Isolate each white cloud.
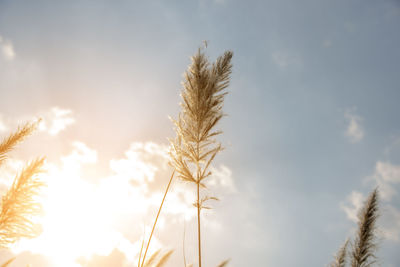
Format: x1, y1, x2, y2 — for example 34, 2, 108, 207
371, 161, 400, 201
344, 108, 364, 143
340, 191, 364, 223
207, 165, 236, 194
0, 107, 75, 137
61, 141, 97, 167
380, 205, 400, 242
375, 161, 400, 183
110, 142, 169, 186
0, 35, 16, 61
0, 115, 8, 132
38, 107, 75, 136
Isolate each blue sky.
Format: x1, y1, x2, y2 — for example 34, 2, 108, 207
0, 0, 400, 266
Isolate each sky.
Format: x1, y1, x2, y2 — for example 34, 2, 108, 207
0, 0, 400, 266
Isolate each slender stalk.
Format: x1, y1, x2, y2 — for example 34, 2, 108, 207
141, 170, 175, 267
183, 220, 188, 267
138, 228, 145, 267
197, 181, 201, 267
196, 138, 202, 267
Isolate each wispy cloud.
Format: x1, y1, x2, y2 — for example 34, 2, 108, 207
271, 51, 289, 68
344, 108, 364, 143
0, 35, 16, 61
372, 161, 400, 201
0, 107, 75, 137
271, 50, 302, 70
340, 191, 365, 223
77, 248, 130, 267
38, 107, 75, 136
0, 115, 8, 132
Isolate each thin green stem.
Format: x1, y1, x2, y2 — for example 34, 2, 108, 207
140, 170, 175, 267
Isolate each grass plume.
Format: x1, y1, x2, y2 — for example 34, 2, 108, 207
141, 249, 173, 267
169, 45, 233, 267
0, 257, 15, 267
330, 239, 349, 267
153, 250, 173, 267
143, 249, 161, 267
351, 188, 379, 267
216, 259, 230, 267
0, 120, 40, 167
0, 121, 45, 248
0, 158, 45, 247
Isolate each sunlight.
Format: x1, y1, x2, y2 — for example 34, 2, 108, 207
10, 141, 195, 266
12, 143, 140, 266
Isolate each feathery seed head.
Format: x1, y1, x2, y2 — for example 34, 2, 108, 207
0, 158, 46, 247
330, 239, 349, 267
0, 119, 41, 167
351, 188, 379, 267
169, 47, 233, 186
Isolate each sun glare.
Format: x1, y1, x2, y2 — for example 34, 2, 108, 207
11, 141, 194, 266
12, 144, 140, 266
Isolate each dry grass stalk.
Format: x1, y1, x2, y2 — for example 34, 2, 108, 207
0, 120, 40, 167
153, 250, 173, 267
0, 121, 45, 248
183, 220, 188, 267
138, 229, 146, 267
143, 249, 161, 267
330, 239, 349, 267
140, 171, 175, 267
216, 259, 230, 267
0, 158, 45, 247
351, 188, 379, 267
169, 45, 233, 267
0, 257, 15, 267
142, 249, 173, 267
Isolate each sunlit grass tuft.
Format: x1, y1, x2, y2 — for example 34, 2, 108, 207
169, 44, 233, 267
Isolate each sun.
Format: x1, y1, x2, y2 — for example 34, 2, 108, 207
11, 141, 195, 266
13, 144, 142, 266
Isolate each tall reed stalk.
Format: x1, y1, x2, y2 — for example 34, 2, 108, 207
169, 46, 233, 267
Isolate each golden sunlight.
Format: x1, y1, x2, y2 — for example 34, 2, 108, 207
11, 141, 194, 266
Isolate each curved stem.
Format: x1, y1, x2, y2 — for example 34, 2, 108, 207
141, 170, 175, 267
